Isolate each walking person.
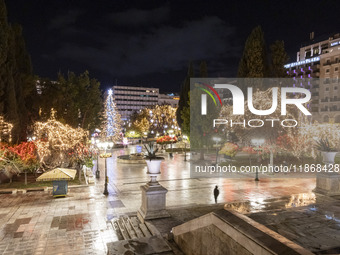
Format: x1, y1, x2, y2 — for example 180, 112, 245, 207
213, 185, 220, 203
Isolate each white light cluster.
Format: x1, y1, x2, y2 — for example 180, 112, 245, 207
284, 57, 320, 69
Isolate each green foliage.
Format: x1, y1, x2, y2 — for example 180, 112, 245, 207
199, 61, 208, 77
315, 137, 337, 152
238, 26, 269, 81
180, 92, 190, 138
0, 1, 36, 142
38, 71, 102, 132
237, 26, 289, 83
270, 40, 289, 77
190, 87, 220, 149
144, 142, 159, 160
176, 61, 194, 128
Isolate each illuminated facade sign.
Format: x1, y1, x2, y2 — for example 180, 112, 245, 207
331, 41, 339, 47
284, 57, 320, 69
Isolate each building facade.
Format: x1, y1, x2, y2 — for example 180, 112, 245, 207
158, 93, 179, 107
112, 86, 159, 120
284, 33, 340, 123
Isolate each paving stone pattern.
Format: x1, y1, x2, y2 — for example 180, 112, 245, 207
0, 147, 332, 254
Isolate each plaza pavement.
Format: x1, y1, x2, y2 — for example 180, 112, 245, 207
0, 146, 329, 254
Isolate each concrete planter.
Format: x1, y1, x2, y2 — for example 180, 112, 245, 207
145, 159, 162, 174
321, 151, 337, 164
314, 151, 340, 196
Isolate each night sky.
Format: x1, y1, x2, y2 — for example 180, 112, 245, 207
5, 0, 340, 93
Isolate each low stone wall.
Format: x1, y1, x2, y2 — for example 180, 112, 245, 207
172, 209, 313, 255
314, 173, 340, 196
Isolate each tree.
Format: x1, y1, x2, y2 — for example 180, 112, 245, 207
0, 1, 36, 143
181, 93, 190, 138
199, 61, 208, 77
33, 109, 89, 169
190, 87, 220, 159
100, 90, 122, 142
130, 105, 179, 135
219, 86, 299, 145
237, 26, 269, 91
0, 0, 8, 114
38, 71, 102, 132
270, 40, 289, 77
176, 61, 194, 128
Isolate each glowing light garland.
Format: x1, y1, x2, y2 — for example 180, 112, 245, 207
219, 88, 302, 142
285, 123, 340, 158
101, 91, 122, 142
133, 105, 179, 134
0, 116, 13, 143
33, 109, 88, 168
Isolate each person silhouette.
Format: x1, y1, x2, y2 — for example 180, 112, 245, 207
213, 185, 220, 203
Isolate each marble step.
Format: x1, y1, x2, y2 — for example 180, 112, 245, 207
116, 218, 130, 240
129, 217, 145, 238
122, 216, 137, 239
112, 216, 154, 240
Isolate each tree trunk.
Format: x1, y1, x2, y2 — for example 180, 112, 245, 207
24, 171, 27, 185
78, 166, 82, 182
200, 149, 205, 160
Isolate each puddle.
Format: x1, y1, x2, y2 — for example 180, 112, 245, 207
224, 192, 316, 214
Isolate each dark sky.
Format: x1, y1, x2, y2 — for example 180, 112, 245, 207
5, 0, 340, 93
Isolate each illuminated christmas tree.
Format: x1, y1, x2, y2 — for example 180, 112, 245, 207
101, 89, 122, 142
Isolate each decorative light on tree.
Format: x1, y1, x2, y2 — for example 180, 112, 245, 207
101, 89, 122, 142
0, 116, 13, 143
219, 87, 302, 144
132, 105, 179, 135
33, 109, 88, 169
279, 122, 340, 159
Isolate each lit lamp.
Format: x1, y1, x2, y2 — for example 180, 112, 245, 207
183, 135, 188, 161
98, 141, 114, 195
212, 137, 222, 166
169, 130, 174, 158
95, 139, 100, 178
251, 138, 265, 181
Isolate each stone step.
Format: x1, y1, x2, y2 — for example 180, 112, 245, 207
139, 223, 152, 237
112, 216, 157, 240
116, 218, 130, 240
110, 219, 124, 241
145, 221, 162, 236
129, 217, 145, 238
122, 216, 137, 239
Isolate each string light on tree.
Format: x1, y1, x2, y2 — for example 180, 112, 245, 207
101, 89, 122, 142
33, 109, 88, 168
0, 116, 13, 143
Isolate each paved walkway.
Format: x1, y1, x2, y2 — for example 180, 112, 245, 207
0, 146, 327, 254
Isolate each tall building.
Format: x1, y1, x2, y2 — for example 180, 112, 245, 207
284, 33, 340, 123
158, 93, 179, 107
112, 86, 159, 120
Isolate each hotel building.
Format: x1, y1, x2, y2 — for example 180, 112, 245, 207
112, 86, 159, 120
284, 33, 340, 123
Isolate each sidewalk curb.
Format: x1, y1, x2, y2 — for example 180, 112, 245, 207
0, 184, 91, 194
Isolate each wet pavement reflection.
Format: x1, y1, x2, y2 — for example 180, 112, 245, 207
0, 145, 330, 254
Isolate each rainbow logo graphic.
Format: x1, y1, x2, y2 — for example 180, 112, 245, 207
195, 82, 222, 115
195, 82, 222, 106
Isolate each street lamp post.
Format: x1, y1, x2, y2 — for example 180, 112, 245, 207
251, 138, 265, 181
95, 140, 100, 178
169, 130, 174, 158
183, 135, 188, 161
98, 141, 114, 195
212, 137, 222, 167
